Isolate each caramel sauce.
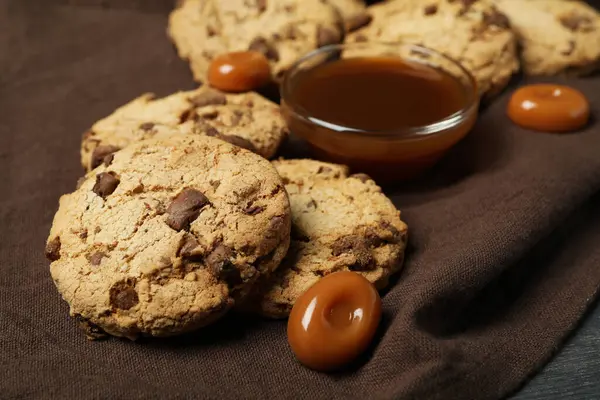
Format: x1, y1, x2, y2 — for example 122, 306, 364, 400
291, 57, 467, 132
282, 56, 478, 183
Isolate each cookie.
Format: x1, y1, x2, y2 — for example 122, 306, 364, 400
346, 0, 520, 97
81, 87, 288, 171
492, 0, 600, 76
168, 0, 346, 82
245, 159, 408, 318
47, 134, 291, 339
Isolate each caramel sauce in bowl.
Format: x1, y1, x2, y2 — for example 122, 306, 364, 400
281, 43, 479, 183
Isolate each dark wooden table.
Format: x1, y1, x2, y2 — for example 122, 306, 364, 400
513, 302, 600, 399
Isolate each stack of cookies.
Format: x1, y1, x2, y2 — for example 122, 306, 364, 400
47, 86, 408, 340
46, 0, 600, 340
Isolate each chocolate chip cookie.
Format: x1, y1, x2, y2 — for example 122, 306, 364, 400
245, 159, 408, 318
81, 86, 288, 171
168, 0, 346, 82
346, 0, 520, 97
48, 134, 291, 339
493, 0, 600, 76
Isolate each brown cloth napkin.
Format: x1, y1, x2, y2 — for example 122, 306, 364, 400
3, 1, 600, 399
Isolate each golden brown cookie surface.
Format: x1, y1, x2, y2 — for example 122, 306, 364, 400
81, 87, 288, 171
246, 159, 408, 318
493, 0, 600, 76
49, 134, 291, 339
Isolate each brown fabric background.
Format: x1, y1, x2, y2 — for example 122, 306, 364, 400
3, 1, 600, 399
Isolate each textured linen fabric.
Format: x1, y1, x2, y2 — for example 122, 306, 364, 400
2, 1, 600, 399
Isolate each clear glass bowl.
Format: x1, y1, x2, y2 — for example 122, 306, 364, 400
280, 42, 480, 183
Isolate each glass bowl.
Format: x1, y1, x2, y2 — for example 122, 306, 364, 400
280, 42, 480, 183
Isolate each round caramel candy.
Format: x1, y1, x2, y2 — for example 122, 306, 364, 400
507, 84, 590, 133
287, 271, 382, 372
207, 51, 272, 93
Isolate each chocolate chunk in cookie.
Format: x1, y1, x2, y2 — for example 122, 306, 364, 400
483, 10, 510, 29
424, 4, 438, 15
364, 227, 386, 248
345, 12, 372, 32
178, 234, 202, 258
380, 220, 402, 240
206, 244, 241, 284
166, 188, 210, 231
330, 235, 358, 256
87, 251, 107, 266
139, 122, 156, 131
189, 89, 227, 107
109, 280, 139, 310
218, 134, 257, 153
195, 120, 220, 137
91, 145, 121, 170
243, 203, 265, 215
331, 235, 375, 271
45, 237, 61, 261
92, 172, 120, 199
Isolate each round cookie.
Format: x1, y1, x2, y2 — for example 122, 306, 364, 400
47, 134, 291, 339
168, 0, 346, 82
246, 159, 408, 318
346, 0, 520, 97
81, 86, 288, 171
492, 0, 600, 76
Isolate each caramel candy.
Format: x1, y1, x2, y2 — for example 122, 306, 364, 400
207, 51, 272, 93
287, 271, 382, 372
507, 84, 590, 133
